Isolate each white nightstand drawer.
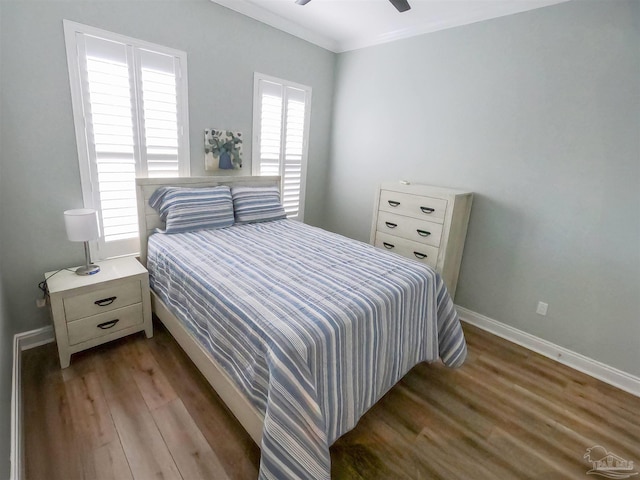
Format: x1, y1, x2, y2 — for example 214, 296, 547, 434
376, 211, 443, 248
63, 280, 142, 322
46, 256, 153, 368
375, 232, 439, 269
67, 303, 143, 345
379, 190, 447, 223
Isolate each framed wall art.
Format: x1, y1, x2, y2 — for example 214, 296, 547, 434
204, 129, 243, 171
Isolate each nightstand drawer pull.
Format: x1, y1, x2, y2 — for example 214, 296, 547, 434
385, 222, 397, 229
420, 207, 435, 214
416, 229, 431, 237
97, 319, 120, 330
387, 200, 400, 207
383, 242, 395, 249
94, 296, 117, 307
63, 280, 142, 321
414, 251, 427, 259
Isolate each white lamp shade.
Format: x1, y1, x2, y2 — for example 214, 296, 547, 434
64, 209, 100, 242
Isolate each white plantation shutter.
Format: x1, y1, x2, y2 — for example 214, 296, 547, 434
258, 81, 283, 178
82, 35, 139, 252
65, 21, 189, 259
253, 74, 311, 221
138, 50, 183, 178
283, 88, 306, 215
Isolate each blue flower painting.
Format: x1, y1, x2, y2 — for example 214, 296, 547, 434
204, 129, 243, 171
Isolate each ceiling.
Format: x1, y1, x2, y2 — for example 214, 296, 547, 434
210, 0, 571, 53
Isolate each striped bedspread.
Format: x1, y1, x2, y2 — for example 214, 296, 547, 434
147, 219, 467, 480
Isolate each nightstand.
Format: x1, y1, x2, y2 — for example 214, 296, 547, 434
46, 256, 153, 368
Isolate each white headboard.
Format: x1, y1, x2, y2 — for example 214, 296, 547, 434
136, 176, 281, 265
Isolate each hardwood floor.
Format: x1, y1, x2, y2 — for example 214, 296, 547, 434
23, 320, 640, 479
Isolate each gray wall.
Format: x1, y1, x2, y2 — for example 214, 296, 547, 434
0, 0, 335, 335
0, 0, 12, 475
327, 0, 640, 376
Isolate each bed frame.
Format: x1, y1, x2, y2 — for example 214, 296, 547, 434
136, 175, 281, 446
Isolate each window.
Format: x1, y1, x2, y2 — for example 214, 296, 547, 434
64, 20, 190, 259
252, 73, 311, 221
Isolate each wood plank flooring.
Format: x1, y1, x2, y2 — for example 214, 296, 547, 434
23, 320, 640, 479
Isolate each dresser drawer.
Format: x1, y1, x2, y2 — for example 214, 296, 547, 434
374, 232, 439, 269
63, 280, 142, 322
67, 303, 143, 345
379, 190, 447, 223
377, 211, 443, 248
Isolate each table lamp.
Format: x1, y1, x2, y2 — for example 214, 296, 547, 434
64, 208, 101, 275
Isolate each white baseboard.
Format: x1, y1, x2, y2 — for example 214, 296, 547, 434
10, 326, 55, 480
8, 310, 640, 480
456, 305, 640, 398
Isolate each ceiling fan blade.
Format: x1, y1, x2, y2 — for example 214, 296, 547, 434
389, 0, 411, 12
295, 0, 312, 4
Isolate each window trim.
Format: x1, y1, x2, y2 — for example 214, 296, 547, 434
64, 20, 190, 259
252, 72, 312, 222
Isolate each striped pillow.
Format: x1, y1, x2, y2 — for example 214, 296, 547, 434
149, 186, 234, 233
231, 186, 286, 224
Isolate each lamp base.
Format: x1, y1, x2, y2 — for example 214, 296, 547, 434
75, 264, 100, 276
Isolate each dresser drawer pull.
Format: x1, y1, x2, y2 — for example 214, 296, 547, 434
387, 200, 400, 207
385, 222, 398, 229
416, 229, 431, 237
94, 296, 117, 307
383, 242, 395, 249
414, 252, 427, 259
96, 319, 120, 330
420, 207, 435, 214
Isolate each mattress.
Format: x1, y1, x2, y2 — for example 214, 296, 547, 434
147, 219, 467, 480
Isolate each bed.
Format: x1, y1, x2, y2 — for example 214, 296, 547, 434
136, 176, 467, 480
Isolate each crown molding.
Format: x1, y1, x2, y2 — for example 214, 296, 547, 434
210, 0, 340, 52
211, 0, 570, 54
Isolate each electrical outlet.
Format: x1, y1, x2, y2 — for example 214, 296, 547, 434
36, 298, 47, 308
536, 301, 548, 316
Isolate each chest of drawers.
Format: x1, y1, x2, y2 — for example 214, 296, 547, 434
370, 182, 473, 299
45, 256, 153, 368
